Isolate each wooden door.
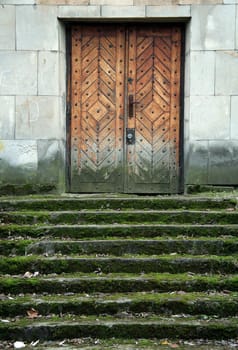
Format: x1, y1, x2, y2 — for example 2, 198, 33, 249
70, 24, 182, 193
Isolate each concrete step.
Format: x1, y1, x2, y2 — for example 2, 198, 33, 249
0, 196, 236, 211
1, 273, 237, 294
1, 255, 238, 275
2, 237, 238, 256
23, 238, 238, 256
1, 315, 238, 341
1, 224, 238, 239
1, 292, 238, 318
1, 209, 238, 225
1, 339, 237, 350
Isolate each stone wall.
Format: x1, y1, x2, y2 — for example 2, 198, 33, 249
0, 0, 237, 193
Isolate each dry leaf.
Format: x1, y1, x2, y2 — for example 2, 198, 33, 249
27, 308, 39, 319
31, 340, 40, 347
170, 344, 179, 348
161, 340, 169, 345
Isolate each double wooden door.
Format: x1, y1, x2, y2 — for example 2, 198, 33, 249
70, 24, 182, 193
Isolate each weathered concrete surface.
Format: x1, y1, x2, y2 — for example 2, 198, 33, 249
0, 140, 38, 175
0, 140, 65, 193
16, 96, 62, 139
190, 5, 236, 50
208, 141, 238, 185
0, 96, 15, 139
186, 141, 208, 185
231, 97, 238, 140
146, 5, 190, 17
58, 5, 100, 17
215, 51, 238, 95
0, 6, 15, 49
190, 51, 215, 96
190, 96, 230, 140
16, 5, 58, 50
101, 5, 145, 17
0, 51, 37, 95
38, 52, 60, 96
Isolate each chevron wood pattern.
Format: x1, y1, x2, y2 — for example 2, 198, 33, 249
71, 25, 125, 192
126, 25, 181, 193
70, 24, 182, 193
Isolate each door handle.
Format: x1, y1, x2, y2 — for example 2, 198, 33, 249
128, 95, 138, 118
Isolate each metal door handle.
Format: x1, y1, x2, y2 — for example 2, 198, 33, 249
128, 95, 138, 118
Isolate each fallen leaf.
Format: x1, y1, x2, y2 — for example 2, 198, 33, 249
31, 340, 40, 347
170, 344, 179, 348
161, 340, 169, 345
14, 342, 25, 349
27, 308, 39, 319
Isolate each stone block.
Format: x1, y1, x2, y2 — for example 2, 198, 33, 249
0, 51, 37, 95
223, 0, 238, 3
215, 51, 238, 95
186, 141, 209, 184
0, 140, 38, 185
101, 5, 145, 17
231, 96, 238, 139
16, 96, 62, 139
0, 97, 15, 139
208, 141, 238, 184
92, 0, 132, 4
38, 51, 59, 96
146, 5, 190, 17
38, 0, 88, 4
190, 96, 230, 140
191, 5, 235, 50
59, 21, 66, 54
237, 6, 238, 49
179, 0, 222, 3
58, 5, 100, 18
190, 51, 215, 95
185, 20, 191, 55
0, 6, 15, 49
16, 6, 58, 50
184, 53, 190, 97
59, 53, 66, 97
134, 0, 178, 4
0, 0, 35, 4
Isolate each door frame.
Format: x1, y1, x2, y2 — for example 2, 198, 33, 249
65, 21, 185, 194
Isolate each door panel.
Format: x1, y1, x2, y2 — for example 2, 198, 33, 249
70, 24, 182, 193
70, 25, 125, 192
126, 26, 181, 193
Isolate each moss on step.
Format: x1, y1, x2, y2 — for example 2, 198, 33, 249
0, 273, 238, 295
1, 315, 238, 341
0, 239, 34, 255
1, 255, 238, 275
24, 238, 238, 257
1, 210, 238, 225
1, 224, 238, 240
1, 291, 238, 318
0, 196, 237, 211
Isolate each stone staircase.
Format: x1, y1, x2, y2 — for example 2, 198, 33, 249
0, 195, 238, 349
